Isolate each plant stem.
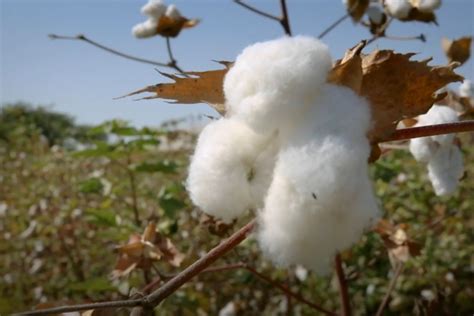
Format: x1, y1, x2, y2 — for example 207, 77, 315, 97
335, 253, 351, 316
375, 263, 404, 316
318, 13, 349, 39
387, 120, 474, 142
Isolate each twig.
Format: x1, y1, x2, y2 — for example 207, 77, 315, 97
234, 0, 292, 36
126, 154, 141, 226
48, 33, 186, 74
13, 299, 144, 316
48, 34, 169, 67
386, 120, 474, 142
334, 253, 351, 316
244, 265, 337, 315
165, 37, 186, 74
385, 34, 426, 42
375, 263, 404, 316
143, 219, 256, 305
318, 13, 350, 39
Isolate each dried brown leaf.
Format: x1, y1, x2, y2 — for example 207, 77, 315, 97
119, 61, 232, 115
327, 41, 365, 92
375, 220, 420, 266
346, 0, 370, 22
360, 50, 463, 141
399, 7, 437, 24
441, 36, 472, 66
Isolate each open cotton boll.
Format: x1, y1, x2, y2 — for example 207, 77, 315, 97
427, 145, 464, 196
132, 19, 159, 38
141, 0, 166, 18
187, 118, 277, 223
224, 36, 332, 136
385, 0, 412, 19
459, 80, 473, 98
165, 4, 182, 19
417, 105, 459, 146
258, 84, 379, 274
412, 0, 441, 12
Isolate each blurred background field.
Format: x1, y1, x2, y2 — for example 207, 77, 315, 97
1, 103, 473, 315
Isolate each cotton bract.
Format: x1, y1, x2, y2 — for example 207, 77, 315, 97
409, 105, 464, 196
187, 118, 277, 223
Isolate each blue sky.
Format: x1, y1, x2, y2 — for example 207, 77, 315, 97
1, 0, 473, 127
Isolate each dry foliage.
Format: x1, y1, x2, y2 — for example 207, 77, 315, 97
441, 36, 472, 66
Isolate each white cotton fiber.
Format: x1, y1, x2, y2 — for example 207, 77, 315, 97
427, 145, 464, 196
223, 36, 332, 137
186, 118, 277, 223
413, 0, 441, 12
459, 80, 473, 98
165, 4, 182, 19
409, 105, 464, 196
132, 19, 159, 38
385, 0, 412, 19
257, 84, 380, 274
141, 0, 166, 18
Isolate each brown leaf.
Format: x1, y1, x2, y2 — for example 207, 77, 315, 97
360, 51, 463, 141
345, 0, 370, 22
119, 61, 232, 115
441, 36, 472, 66
156, 16, 200, 38
399, 7, 437, 24
375, 220, 420, 266
327, 41, 365, 92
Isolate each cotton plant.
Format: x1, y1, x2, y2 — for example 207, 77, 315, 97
384, 0, 441, 19
409, 105, 464, 196
187, 36, 380, 273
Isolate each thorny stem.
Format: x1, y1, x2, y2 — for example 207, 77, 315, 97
335, 254, 351, 316
234, 0, 292, 36
375, 263, 404, 316
48, 34, 186, 74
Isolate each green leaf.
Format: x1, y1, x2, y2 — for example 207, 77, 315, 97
85, 209, 116, 226
135, 160, 178, 174
79, 177, 103, 194
68, 277, 115, 292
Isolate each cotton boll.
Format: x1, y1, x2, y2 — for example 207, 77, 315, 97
418, 105, 459, 146
258, 84, 379, 274
132, 19, 159, 38
427, 145, 464, 196
224, 36, 332, 136
385, 0, 412, 19
367, 3, 385, 24
187, 118, 277, 223
141, 0, 166, 18
459, 80, 473, 98
409, 137, 437, 162
165, 4, 182, 19
412, 0, 441, 12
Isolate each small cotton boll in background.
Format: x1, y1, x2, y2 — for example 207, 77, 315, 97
132, 19, 159, 38
411, 0, 441, 12
409, 137, 437, 162
258, 84, 379, 274
186, 118, 277, 223
417, 105, 459, 146
367, 3, 385, 24
165, 4, 182, 19
385, 0, 412, 19
409, 105, 464, 196
427, 145, 464, 196
224, 36, 332, 137
141, 0, 167, 18
459, 80, 474, 98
